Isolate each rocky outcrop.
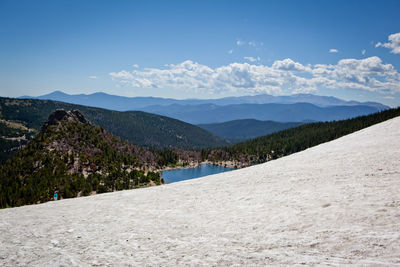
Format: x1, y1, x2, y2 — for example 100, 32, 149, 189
41, 109, 88, 131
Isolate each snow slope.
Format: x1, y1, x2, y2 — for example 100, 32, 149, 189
1, 117, 400, 266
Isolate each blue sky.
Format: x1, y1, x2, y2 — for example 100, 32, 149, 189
1, 0, 400, 106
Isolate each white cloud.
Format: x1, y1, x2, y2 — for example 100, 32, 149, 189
110, 70, 133, 80
329, 48, 339, 53
248, 41, 256, 47
132, 64, 139, 68
244, 56, 257, 62
228, 49, 233, 54
383, 95, 395, 100
376, 32, 400, 54
110, 56, 400, 95
362, 49, 366, 55
272, 58, 308, 71
88, 76, 98, 79
311, 56, 400, 94
236, 40, 244, 46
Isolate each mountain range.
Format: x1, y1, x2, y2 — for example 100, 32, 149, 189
142, 102, 383, 124
20, 91, 389, 125
2, 101, 399, 208
23, 90, 389, 111
198, 120, 304, 143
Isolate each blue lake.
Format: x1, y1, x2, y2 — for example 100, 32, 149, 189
161, 163, 234, 184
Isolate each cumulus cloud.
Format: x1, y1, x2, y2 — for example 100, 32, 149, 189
110, 56, 400, 95
311, 56, 400, 93
228, 49, 233, 54
375, 32, 400, 54
376, 32, 400, 54
132, 64, 139, 68
272, 58, 308, 71
362, 49, 366, 55
329, 48, 339, 53
110, 70, 133, 80
88, 76, 98, 79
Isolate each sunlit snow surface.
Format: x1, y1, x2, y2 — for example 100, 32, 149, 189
1, 117, 400, 266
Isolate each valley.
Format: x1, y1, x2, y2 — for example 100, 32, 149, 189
0, 97, 227, 163
1, 97, 399, 208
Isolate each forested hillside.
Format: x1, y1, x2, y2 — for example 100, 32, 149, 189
0, 119, 36, 163
0, 97, 227, 163
0, 110, 165, 208
2, 103, 399, 209
202, 107, 400, 167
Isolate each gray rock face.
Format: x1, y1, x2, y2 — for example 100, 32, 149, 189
41, 109, 87, 131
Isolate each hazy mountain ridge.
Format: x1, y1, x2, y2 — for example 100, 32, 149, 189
142, 102, 382, 124
23, 90, 389, 111
22, 91, 388, 125
198, 119, 304, 143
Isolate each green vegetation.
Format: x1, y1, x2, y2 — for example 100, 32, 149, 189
202, 107, 400, 166
0, 97, 228, 163
2, 104, 399, 209
0, 120, 36, 163
0, 138, 23, 163
0, 110, 163, 208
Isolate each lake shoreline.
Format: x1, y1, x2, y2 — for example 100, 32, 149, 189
157, 159, 250, 174
161, 162, 235, 184
155, 160, 250, 184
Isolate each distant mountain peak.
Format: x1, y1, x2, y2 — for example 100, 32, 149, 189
49, 90, 67, 95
